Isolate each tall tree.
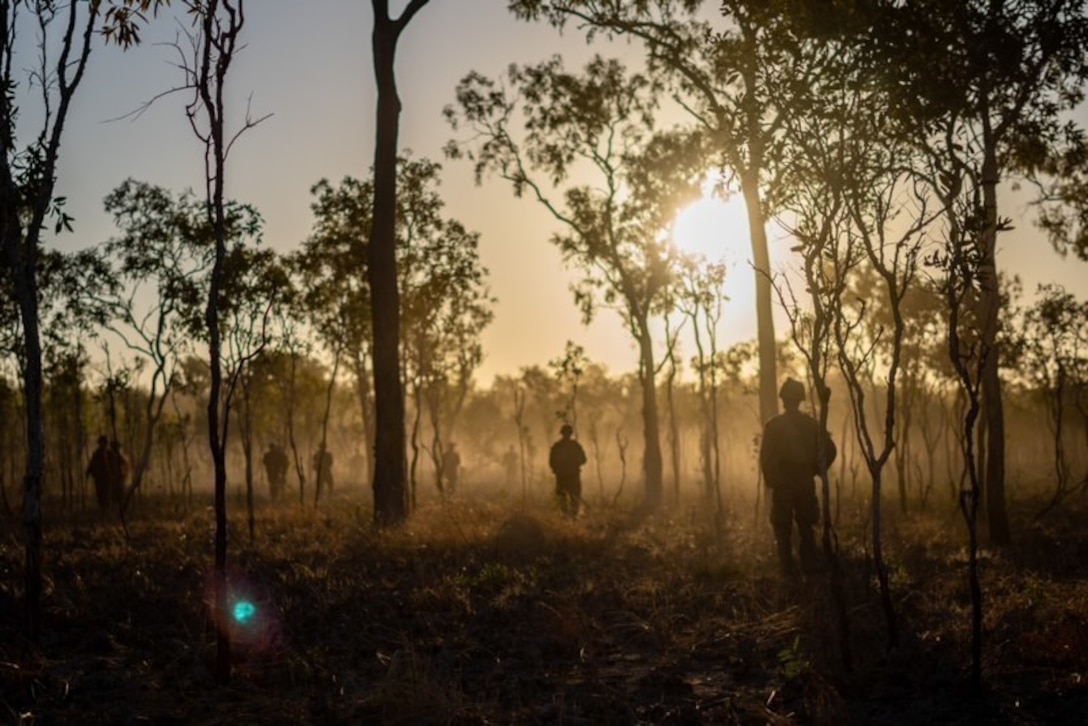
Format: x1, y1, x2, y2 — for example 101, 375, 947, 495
369, 0, 431, 527
0, 0, 167, 641
773, 96, 854, 668
782, 33, 940, 649
929, 177, 992, 690
299, 157, 493, 505
447, 56, 705, 511
179, 0, 263, 684
869, 0, 1088, 545
510, 0, 824, 428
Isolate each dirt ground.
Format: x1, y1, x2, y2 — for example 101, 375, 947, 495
2, 490, 1088, 724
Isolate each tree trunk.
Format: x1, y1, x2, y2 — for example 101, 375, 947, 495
315, 348, 341, 506
1, 143, 43, 635
240, 376, 255, 542
12, 253, 44, 641
665, 350, 681, 505
286, 350, 306, 507
352, 350, 375, 486
979, 132, 1010, 545
368, 2, 415, 527
871, 465, 899, 650
741, 175, 778, 426
206, 153, 231, 690
637, 320, 663, 511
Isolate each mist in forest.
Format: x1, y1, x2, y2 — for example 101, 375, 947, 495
10, 322, 1084, 518
3, 0, 1088, 722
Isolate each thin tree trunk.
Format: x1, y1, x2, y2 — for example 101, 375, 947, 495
240, 375, 255, 541
979, 130, 1010, 545
352, 350, 375, 487
314, 348, 341, 506
409, 380, 424, 505
637, 322, 663, 511
665, 345, 681, 505
286, 350, 306, 507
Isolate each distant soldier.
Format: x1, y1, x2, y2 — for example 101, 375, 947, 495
442, 442, 462, 494
549, 424, 586, 519
85, 435, 113, 512
313, 444, 334, 502
263, 442, 288, 502
760, 378, 837, 576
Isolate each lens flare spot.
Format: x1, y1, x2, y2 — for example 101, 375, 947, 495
233, 600, 257, 625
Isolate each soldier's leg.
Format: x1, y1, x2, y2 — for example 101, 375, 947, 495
569, 479, 582, 518
769, 486, 796, 575
555, 478, 568, 516
796, 483, 821, 573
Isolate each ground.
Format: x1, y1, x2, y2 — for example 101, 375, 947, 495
2, 490, 1088, 724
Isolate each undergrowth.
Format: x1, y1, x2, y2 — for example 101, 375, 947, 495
0, 492, 1086, 724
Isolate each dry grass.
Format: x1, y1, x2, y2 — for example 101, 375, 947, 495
1, 490, 1087, 723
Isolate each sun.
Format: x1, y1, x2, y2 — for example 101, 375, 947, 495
670, 192, 752, 265
669, 191, 764, 348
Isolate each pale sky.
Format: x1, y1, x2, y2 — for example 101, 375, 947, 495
43, 2, 1088, 386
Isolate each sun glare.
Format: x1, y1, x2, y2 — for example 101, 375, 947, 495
671, 193, 752, 264
670, 191, 763, 346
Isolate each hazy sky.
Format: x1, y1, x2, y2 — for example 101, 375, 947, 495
42, 2, 1088, 386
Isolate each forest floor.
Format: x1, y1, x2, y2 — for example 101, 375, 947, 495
1, 486, 1088, 724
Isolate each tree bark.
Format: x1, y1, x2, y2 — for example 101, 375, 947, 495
368, 0, 429, 526
1, 107, 44, 641
9, 245, 44, 641
352, 349, 375, 486
979, 130, 1010, 545
741, 175, 778, 426
637, 319, 663, 511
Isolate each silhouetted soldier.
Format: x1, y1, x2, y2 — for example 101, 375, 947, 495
760, 378, 836, 576
263, 442, 288, 502
313, 444, 334, 501
442, 442, 461, 494
549, 424, 586, 519
85, 435, 113, 512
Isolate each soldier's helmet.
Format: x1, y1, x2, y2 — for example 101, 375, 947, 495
779, 378, 805, 404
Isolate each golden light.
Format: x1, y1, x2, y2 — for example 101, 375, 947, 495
670, 191, 761, 345
671, 193, 752, 265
